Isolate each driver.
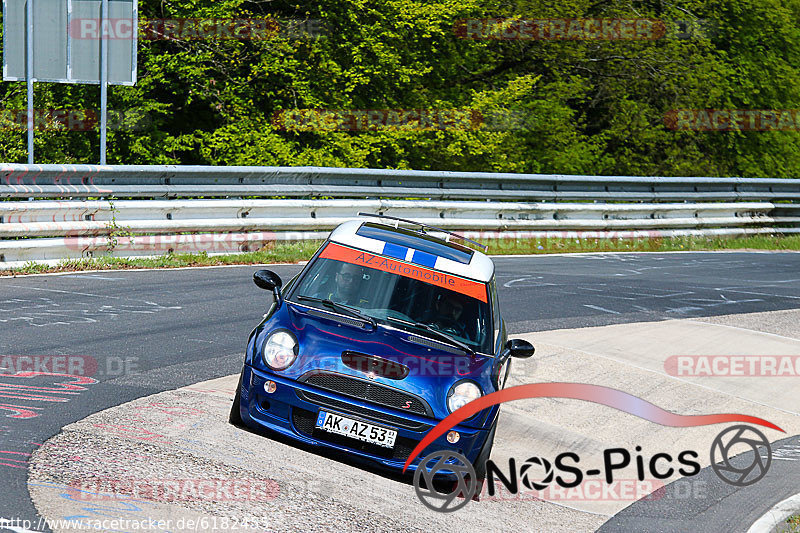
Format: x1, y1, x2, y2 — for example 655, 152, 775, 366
324, 262, 368, 306
429, 291, 468, 338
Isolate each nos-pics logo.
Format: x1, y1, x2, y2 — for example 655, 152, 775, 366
406, 384, 781, 513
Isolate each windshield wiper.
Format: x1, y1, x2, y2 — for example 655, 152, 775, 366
385, 316, 475, 356
296, 295, 377, 329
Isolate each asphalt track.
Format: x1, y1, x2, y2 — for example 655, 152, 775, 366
1, 251, 800, 531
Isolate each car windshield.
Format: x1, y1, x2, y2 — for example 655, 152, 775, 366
289, 253, 493, 353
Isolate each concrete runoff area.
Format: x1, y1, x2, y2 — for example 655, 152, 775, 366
28, 310, 800, 532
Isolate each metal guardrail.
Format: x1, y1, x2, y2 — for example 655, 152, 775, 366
3, 164, 800, 200
1, 200, 795, 237
0, 164, 798, 267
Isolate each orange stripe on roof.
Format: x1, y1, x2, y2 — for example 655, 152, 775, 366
320, 243, 487, 303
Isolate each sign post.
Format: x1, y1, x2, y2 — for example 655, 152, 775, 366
25, 0, 33, 163
3, 0, 138, 164
99, 0, 109, 164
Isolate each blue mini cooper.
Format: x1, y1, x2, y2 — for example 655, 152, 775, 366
230, 214, 534, 477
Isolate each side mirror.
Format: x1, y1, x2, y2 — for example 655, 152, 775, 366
253, 270, 282, 291
492, 339, 535, 389
253, 270, 283, 305
505, 338, 535, 359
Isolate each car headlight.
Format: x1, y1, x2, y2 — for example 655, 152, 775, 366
262, 330, 298, 371
447, 381, 482, 413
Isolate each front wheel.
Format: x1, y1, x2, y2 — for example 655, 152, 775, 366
229, 371, 245, 427
473, 422, 497, 481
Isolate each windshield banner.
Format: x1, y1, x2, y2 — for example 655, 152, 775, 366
320, 243, 488, 302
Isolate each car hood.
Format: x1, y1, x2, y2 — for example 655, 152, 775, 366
250, 302, 496, 419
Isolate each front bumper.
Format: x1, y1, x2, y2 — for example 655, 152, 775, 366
239, 365, 491, 473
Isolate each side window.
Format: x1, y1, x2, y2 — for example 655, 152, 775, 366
490, 277, 501, 344
283, 273, 301, 293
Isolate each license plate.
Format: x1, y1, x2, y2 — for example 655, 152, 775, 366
315, 411, 397, 448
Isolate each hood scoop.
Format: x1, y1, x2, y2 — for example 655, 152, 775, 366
341, 351, 409, 380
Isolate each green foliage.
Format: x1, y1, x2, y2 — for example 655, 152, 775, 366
104, 200, 137, 254
2, 0, 800, 177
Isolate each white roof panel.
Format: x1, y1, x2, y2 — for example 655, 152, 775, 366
327, 219, 494, 282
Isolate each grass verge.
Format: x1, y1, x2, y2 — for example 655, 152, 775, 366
0, 240, 324, 276
484, 234, 800, 255
781, 514, 800, 533
2, 234, 800, 276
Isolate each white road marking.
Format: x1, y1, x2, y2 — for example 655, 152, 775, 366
771, 443, 800, 461
503, 276, 559, 288
617, 287, 697, 298
61, 274, 124, 280
715, 288, 800, 300
583, 304, 620, 315
665, 306, 704, 314
3, 285, 120, 299
595, 293, 639, 300
0, 299, 182, 327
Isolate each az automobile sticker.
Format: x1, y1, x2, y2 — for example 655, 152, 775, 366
320, 243, 487, 302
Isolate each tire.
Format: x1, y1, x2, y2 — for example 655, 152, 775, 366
229, 371, 245, 428
473, 422, 497, 481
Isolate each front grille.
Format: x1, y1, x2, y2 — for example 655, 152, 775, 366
292, 406, 317, 435
342, 351, 409, 380
292, 407, 415, 461
296, 390, 431, 430
301, 372, 430, 416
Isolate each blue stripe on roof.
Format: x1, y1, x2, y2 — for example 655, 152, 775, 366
382, 242, 408, 260
356, 224, 474, 265
411, 250, 437, 268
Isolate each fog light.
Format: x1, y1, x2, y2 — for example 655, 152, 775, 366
447, 430, 460, 444
264, 380, 277, 394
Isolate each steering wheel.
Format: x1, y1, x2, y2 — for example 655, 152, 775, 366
431, 320, 467, 340
391, 286, 418, 312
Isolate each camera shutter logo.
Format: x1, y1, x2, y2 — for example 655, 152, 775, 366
413, 451, 477, 512
710, 425, 772, 487
519, 456, 554, 490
